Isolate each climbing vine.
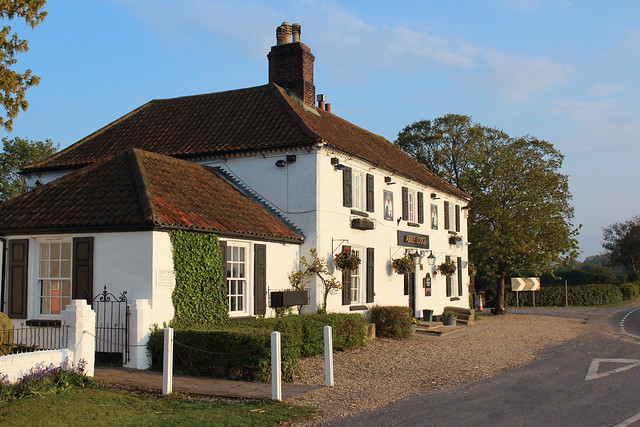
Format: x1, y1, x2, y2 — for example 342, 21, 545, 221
169, 230, 229, 327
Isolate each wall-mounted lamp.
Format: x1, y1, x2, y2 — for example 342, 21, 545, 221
384, 176, 396, 185
431, 193, 440, 200
286, 155, 297, 163
330, 157, 340, 166
426, 251, 436, 265
275, 160, 287, 168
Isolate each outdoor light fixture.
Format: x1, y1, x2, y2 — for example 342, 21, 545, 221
426, 251, 436, 265
286, 155, 297, 163
330, 157, 340, 166
385, 176, 396, 185
431, 193, 440, 200
275, 160, 286, 167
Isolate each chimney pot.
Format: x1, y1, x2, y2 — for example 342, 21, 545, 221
292, 23, 301, 42
325, 103, 331, 113
281, 22, 292, 44
317, 94, 325, 109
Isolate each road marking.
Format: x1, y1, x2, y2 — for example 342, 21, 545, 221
613, 412, 640, 427
585, 358, 640, 381
619, 307, 640, 340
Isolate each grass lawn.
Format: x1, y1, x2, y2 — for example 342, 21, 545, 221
0, 387, 316, 426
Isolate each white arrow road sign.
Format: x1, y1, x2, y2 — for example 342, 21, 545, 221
585, 358, 640, 381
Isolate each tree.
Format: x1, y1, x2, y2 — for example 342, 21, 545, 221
0, 136, 57, 201
0, 0, 47, 130
396, 115, 579, 313
602, 216, 640, 281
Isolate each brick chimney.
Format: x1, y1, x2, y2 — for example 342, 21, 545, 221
268, 22, 315, 106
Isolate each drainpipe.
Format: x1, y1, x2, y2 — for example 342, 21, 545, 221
0, 237, 6, 314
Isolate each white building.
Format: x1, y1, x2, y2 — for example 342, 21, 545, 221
1, 23, 471, 337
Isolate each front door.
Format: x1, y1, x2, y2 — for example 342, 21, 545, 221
405, 272, 416, 316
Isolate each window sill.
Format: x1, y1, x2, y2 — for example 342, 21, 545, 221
407, 222, 420, 227
349, 305, 368, 311
26, 319, 62, 327
350, 209, 369, 217
449, 297, 461, 301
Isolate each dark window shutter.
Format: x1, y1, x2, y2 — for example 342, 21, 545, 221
444, 201, 450, 230
445, 255, 452, 297
219, 241, 229, 301
366, 173, 374, 212
342, 167, 352, 207
455, 205, 461, 232
402, 187, 409, 220
404, 272, 410, 295
457, 256, 463, 296
254, 244, 267, 316
417, 192, 424, 224
73, 237, 94, 304
366, 248, 374, 303
8, 239, 28, 319
341, 245, 352, 305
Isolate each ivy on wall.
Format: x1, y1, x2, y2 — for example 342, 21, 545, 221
169, 230, 229, 327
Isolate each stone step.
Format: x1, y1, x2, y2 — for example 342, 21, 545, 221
416, 325, 465, 336
417, 321, 443, 328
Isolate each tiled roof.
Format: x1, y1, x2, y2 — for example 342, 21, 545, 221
0, 149, 304, 242
24, 83, 469, 199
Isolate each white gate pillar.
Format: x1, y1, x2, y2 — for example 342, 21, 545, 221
124, 299, 153, 370
62, 299, 96, 377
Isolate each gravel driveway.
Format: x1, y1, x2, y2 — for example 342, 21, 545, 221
288, 312, 588, 424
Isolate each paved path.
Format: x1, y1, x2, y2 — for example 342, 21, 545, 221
94, 366, 322, 400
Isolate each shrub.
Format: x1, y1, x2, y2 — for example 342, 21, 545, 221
619, 283, 640, 301
369, 306, 413, 339
0, 359, 94, 401
505, 284, 624, 307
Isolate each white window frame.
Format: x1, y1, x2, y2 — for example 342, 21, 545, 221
407, 190, 416, 222
352, 171, 364, 210
38, 239, 72, 316
350, 248, 364, 304
224, 242, 251, 316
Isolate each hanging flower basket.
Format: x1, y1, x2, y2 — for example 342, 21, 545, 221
436, 260, 457, 276
391, 255, 415, 275
333, 248, 361, 271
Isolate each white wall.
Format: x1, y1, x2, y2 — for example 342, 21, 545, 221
24, 169, 71, 188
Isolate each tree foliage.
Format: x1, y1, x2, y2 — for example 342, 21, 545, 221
0, 0, 47, 130
396, 114, 579, 312
602, 215, 640, 281
0, 135, 57, 201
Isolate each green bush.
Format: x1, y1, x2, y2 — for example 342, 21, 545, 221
369, 306, 413, 339
236, 313, 368, 357
505, 284, 624, 307
619, 283, 640, 301
148, 327, 299, 382
147, 313, 367, 381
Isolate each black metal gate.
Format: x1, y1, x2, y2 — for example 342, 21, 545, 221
91, 286, 129, 365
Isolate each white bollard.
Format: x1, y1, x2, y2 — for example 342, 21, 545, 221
271, 331, 282, 401
163, 327, 174, 395
324, 325, 334, 387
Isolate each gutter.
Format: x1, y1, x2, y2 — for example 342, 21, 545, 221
0, 237, 5, 314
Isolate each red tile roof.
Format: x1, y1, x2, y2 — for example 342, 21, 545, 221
0, 149, 303, 242
24, 83, 469, 199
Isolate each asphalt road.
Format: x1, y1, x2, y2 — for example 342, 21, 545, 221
324, 303, 640, 427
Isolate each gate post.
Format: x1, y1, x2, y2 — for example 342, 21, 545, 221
62, 300, 96, 377
124, 299, 152, 370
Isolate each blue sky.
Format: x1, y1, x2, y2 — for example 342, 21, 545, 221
2, 0, 639, 259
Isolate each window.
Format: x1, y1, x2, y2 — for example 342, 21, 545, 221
407, 190, 416, 222
39, 241, 72, 315
225, 244, 248, 314
352, 171, 363, 210
350, 249, 363, 304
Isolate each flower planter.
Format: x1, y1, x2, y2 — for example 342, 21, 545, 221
270, 290, 309, 307
442, 316, 457, 326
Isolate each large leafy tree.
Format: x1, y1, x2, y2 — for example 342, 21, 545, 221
602, 216, 640, 281
0, 136, 57, 201
396, 114, 579, 313
0, 0, 47, 130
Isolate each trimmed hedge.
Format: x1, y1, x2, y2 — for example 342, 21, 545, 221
236, 313, 368, 357
505, 284, 624, 307
148, 313, 368, 381
619, 283, 640, 301
148, 327, 299, 382
369, 306, 413, 339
